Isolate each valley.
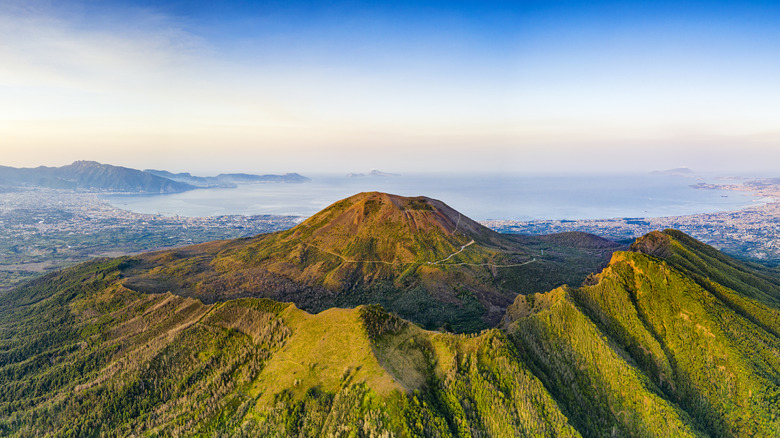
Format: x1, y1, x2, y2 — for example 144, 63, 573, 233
116, 192, 619, 331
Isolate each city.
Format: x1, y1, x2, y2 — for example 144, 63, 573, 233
486, 179, 780, 264
3, 178, 779, 290
0, 188, 300, 289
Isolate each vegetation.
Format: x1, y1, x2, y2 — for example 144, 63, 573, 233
0, 258, 578, 436
3, 200, 780, 435
120, 192, 620, 332
503, 230, 780, 437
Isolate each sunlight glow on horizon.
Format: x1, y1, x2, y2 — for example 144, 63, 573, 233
2, 0, 780, 174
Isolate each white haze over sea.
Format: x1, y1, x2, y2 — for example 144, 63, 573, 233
101, 173, 764, 222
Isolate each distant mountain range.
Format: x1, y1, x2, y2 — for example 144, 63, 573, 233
144, 169, 311, 187
0, 161, 310, 193
651, 167, 696, 176
346, 169, 400, 177
0, 161, 192, 193
2, 192, 780, 435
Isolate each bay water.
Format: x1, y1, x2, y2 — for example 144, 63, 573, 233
102, 173, 762, 221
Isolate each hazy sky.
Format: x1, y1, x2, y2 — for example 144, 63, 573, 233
2, 0, 779, 175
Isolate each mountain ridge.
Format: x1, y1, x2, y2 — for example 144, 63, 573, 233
4, 193, 780, 436
0, 161, 311, 193
120, 192, 619, 331
144, 169, 311, 186
2, 224, 780, 435
0, 161, 195, 193
503, 230, 780, 437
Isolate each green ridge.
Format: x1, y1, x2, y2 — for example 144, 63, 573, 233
3, 198, 780, 436
0, 260, 579, 437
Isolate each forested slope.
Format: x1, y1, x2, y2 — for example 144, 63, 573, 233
2, 228, 779, 436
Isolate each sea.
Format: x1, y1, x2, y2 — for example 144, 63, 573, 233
101, 173, 766, 222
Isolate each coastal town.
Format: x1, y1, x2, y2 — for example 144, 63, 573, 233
485, 179, 780, 264
2, 178, 779, 290
0, 188, 300, 289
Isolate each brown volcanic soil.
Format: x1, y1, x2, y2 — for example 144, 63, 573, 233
120, 192, 622, 331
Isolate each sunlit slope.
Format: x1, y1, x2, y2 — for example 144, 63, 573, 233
3, 228, 780, 436
0, 259, 579, 437
121, 192, 619, 332
504, 231, 780, 437
632, 229, 780, 306
504, 287, 703, 437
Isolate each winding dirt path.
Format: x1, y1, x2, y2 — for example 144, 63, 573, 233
299, 238, 536, 269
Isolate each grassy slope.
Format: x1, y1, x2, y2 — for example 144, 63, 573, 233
503, 230, 780, 437
575, 252, 780, 436
119, 193, 620, 332
0, 259, 578, 437
505, 287, 703, 438
4, 228, 780, 436
632, 230, 780, 305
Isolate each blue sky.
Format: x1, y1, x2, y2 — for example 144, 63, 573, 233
2, 0, 779, 174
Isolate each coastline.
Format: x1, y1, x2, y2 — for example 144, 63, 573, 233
99, 173, 755, 221
3, 176, 778, 292
483, 178, 780, 264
